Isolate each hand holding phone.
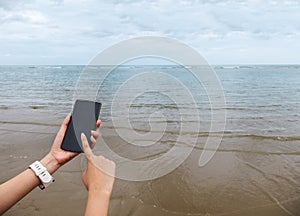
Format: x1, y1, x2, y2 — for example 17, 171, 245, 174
61, 100, 102, 152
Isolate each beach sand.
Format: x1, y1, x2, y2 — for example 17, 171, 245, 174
1, 109, 300, 216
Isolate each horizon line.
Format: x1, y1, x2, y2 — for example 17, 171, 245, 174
0, 63, 300, 66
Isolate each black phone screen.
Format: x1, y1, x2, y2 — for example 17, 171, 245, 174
61, 100, 102, 152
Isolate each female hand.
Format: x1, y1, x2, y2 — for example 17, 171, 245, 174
81, 133, 116, 195
41, 115, 101, 174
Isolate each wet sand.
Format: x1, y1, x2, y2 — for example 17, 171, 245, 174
1, 109, 300, 216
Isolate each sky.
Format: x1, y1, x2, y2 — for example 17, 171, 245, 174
0, 0, 299, 65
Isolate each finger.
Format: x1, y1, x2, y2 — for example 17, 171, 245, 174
54, 115, 71, 144
64, 114, 71, 125
91, 130, 99, 139
96, 119, 101, 128
81, 133, 94, 160
90, 135, 96, 148
90, 141, 96, 149
59, 114, 71, 133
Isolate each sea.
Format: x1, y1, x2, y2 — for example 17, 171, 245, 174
0, 65, 299, 139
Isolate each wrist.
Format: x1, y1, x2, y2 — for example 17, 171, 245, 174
88, 188, 112, 199
40, 153, 60, 175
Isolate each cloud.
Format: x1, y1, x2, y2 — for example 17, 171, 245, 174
0, 2, 12, 9
0, 0, 299, 64
0, 10, 48, 24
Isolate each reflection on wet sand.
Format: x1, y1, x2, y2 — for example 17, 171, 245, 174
103, 132, 300, 216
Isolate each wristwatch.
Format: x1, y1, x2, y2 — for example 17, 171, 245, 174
29, 161, 55, 190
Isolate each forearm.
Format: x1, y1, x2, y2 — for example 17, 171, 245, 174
0, 153, 59, 215
85, 190, 111, 216
0, 168, 40, 214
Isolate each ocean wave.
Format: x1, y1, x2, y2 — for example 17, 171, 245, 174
213, 65, 300, 70
231, 134, 300, 141
0, 128, 55, 134
130, 104, 179, 109
102, 126, 300, 141
129, 104, 250, 110
0, 121, 60, 127
42, 66, 62, 69
29, 105, 48, 110
199, 133, 300, 141
128, 105, 285, 111
192, 146, 300, 156
215, 66, 240, 69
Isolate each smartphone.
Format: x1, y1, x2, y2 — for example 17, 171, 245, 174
61, 100, 102, 152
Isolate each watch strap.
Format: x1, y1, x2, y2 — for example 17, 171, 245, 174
29, 161, 55, 190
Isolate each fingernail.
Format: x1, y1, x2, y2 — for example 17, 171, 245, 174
81, 133, 85, 138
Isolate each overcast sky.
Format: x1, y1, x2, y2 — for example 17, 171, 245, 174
0, 0, 299, 65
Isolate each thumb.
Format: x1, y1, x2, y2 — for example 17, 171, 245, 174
60, 114, 71, 133
81, 133, 93, 160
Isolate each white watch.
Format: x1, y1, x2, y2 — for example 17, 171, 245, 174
29, 161, 55, 190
